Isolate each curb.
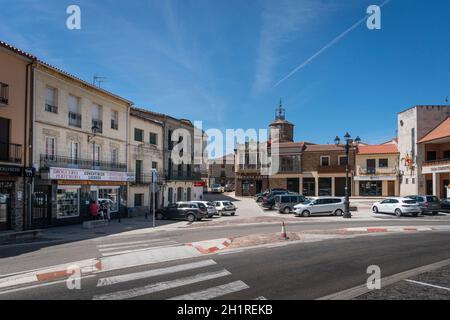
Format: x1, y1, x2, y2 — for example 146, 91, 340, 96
0, 259, 102, 290
187, 238, 232, 254
345, 226, 436, 233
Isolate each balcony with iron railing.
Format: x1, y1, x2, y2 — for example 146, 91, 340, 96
423, 158, 450, 167
92, 119, 103, 133
131, 172, 165, 186
40, 154, 127, 172
357, 166, 398, 175
165, 171, 202, 181
0, 142, 22, 164
68, 112, 82, 128
45, 104, 58, 113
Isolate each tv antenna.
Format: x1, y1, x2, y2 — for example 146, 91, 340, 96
93, 74, 107, 88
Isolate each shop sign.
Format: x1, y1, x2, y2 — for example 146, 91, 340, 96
0, 165, 22, 177
194, 181, 206, 187
57, 180, 127, 186
49, 167, 135, 182
354, 176, 396, 181
0, 181, 15, 189
24, 167, 36, 178
422, 165, 450, 175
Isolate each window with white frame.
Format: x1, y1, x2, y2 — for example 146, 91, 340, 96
94, 145, 101, 163
111, 110, 119, 130
320, 156, 330, 167
45, 86, 58, 113
68, 95, 81, 127
45, 137, 56, 160
69, 141, 79, 162
92, 103, 103, 133
111, 148, 119, 165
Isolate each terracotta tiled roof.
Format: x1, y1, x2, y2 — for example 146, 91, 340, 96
304, 144, 346, 152
0, 40, 36, 60
357, 144, 399, 155
419, 117, 450, 143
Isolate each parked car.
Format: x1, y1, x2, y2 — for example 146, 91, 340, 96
155, 202, 206, 222
372, 197, 421, 217
190, 201, 217, 218
274, 194, 307, 214
210, 184, 224, 193
224, 184, 235, 192
261, 195, 277, 210
405, 195, 440, 215
294, 197, 345, 217
214, 201, 236, 216
255, 188, 287, 202
440, 198, 450, 212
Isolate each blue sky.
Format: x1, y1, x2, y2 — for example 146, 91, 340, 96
1, 0, 450, 146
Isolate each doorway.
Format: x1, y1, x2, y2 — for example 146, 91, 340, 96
287, 178, 299, 193
388, 181, 395, 196
0, 187, 12, 231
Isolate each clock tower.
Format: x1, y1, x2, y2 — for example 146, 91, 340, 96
269, 100, 294, 143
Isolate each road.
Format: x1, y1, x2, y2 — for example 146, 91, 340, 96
1, 231, 450, 300
2, 194, 450, 300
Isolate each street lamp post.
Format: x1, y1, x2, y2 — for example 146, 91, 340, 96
334, 133, 361, 219
88, 124, 100, 168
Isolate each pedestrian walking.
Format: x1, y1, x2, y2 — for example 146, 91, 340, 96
89, 200, 100, 220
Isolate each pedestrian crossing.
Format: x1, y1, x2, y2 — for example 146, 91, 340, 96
92, 259, 264, 300
95, 238, 179, 257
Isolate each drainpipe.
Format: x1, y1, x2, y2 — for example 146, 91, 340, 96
23, 60, 35, 230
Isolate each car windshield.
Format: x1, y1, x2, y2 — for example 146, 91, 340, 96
402, 200, 417, 204
207, 202, 215, 206
212, 184, 221, 188
223, 201, 233, 206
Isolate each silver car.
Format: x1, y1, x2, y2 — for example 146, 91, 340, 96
190, 201, 217, 218
294, 197, 345, 217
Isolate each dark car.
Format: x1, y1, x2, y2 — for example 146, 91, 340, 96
274, 194, 307, 214
405, 195, 440, 215
440, 198, 450, 212
155, 202, 206, 222
261, 195, 277, 210
255, 188, 287, 202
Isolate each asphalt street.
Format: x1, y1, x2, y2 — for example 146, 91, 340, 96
1, 231, 450, 300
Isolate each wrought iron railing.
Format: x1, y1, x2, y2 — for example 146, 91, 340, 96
0, 142, 22, 163
92, 119, 103, 133
40, 154, 127, 172
423, 159, 450, 167
45, 104, 58, 113
68, 112, 82, 127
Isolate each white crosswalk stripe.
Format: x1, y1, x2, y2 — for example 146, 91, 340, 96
93, 269, 231, 300
92, 258, 254, 300
95, 239, 179, 257
97, 260, 217, 287
167, 281, 249, 300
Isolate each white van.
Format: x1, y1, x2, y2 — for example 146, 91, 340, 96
294, 197, 345, 217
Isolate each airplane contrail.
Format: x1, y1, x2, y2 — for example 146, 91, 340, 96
274, 0, 392, 88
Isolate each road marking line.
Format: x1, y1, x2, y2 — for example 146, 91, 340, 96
405, 279, 450, 292
97, 260, 217, 287
100, 244, 180, 257
318, 258, 450, 300
217, 250, 244, 256
98, 241, 177, 252
168, 281, 249, 300
96, 239, 174, 248
92, 269, 231, 300
0, 275, 96, 295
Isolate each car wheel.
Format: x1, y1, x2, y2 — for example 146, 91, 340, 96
372, 206, 379, 214
432, 211, 438, 216
302, 210, 311, 217
187, 214, 196, 223
395, 209, 403, 217
412, 213, 419, 217
334, 209, 344, 216
283, 207, 291, 214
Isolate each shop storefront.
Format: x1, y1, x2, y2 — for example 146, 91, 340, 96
40, 167, 134, 225
0, 165, 25, 231
235, 174, 269, 196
